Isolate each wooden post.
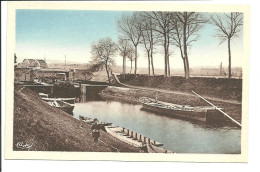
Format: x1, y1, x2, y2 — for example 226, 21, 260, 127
139, 135, 142, 142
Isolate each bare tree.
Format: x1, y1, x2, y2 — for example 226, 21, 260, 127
139, 12, 159, 76
211, 12, 243, 79
91, 37, 117, 83
117, 38, 134, 78
118, 13, 142, 76
171, 12, 207, 79
144, 12, 173, 76
127, 49, 135, 74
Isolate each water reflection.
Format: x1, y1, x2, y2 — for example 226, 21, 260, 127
73, 94, 241, 154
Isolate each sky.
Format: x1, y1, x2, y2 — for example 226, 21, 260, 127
15, 10, 244, 69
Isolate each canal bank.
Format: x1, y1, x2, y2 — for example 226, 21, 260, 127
13, 85, 140, 152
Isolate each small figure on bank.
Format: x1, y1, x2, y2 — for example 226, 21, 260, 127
91, 118, 100, 144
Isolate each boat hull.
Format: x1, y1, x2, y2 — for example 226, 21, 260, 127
139, 97, 222, 123
42, 97, 75, 104
141, 103, 207, 122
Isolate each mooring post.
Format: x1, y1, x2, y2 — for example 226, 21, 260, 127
130, 131, 133, 138
139, 135, 142, 142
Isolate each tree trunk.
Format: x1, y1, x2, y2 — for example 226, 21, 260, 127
105, 61, 110, 83
122, 57, 125, 74
164, 34, 168, 77
147, 50, 151, 76
123, 55, 126, 80
228, 38, 232, 79
183, 14, 190, 79
184, 57, 190, 79
130, 60, 132, 74
166, 33, 170, 77
134, 45, 138, 76
150, 28, 155, 76
167, 54, 170, 76
150, 50, 155, 76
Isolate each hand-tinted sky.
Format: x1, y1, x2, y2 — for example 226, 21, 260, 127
15, 10, 243, 69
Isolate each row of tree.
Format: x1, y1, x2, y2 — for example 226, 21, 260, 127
90, 12, 243, 82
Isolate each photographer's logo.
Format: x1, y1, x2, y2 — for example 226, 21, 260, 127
16, 141, 34, 149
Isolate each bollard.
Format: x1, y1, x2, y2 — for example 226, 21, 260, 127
144, 137, 147, 143
135, 133, 138, 139
130, 131, 133, 138
139, 135, 142, 142
127, 129, 129, 136
148, 138, 151, 144
122, 128, 125, 132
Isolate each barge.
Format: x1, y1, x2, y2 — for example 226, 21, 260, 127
139, 97, 224, 123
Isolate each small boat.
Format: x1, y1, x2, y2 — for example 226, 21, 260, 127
146, 143, 173, 153
104, 126, 145, 148
139, 97, 221, 123
79, 115, 112, 126
48, 100, 74, 113
42, 97, 76, 104
39, 93, 49, 98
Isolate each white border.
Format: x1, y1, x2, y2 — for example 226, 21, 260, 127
2, 2, 256, 168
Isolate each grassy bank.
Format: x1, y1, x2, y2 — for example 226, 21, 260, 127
13, 86, 140, 152
118, 74, 242, 102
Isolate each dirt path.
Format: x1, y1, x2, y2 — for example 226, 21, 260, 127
113, 74, 241, 105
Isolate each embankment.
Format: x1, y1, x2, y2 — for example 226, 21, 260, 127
13, 85, 140, 152
118, 74, 242, 102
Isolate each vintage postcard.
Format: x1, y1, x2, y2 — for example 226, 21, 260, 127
5, 1, 249, 162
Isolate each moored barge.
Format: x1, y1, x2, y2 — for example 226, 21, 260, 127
139, 97, 223, 123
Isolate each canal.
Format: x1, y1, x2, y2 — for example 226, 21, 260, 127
73, 98, 241, 154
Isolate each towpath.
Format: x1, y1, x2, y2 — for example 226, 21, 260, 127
112, 74, 242, 105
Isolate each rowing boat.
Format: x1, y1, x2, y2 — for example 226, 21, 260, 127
139, 97, 222, 123
42, 97, 76, 104
79, 115, 112, 126
48, 100, 74, 113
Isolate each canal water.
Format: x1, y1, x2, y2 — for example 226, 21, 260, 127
73, 99, 241, 154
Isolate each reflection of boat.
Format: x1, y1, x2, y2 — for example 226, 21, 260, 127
48, 100, 74, 113
42, 97, 76, 104
139, 97, 221, 122
146, 143, 173, 153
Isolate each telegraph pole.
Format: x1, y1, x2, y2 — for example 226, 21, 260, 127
65, 54, 66, 69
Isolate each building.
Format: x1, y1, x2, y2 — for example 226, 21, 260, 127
18, 59, 48, 69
